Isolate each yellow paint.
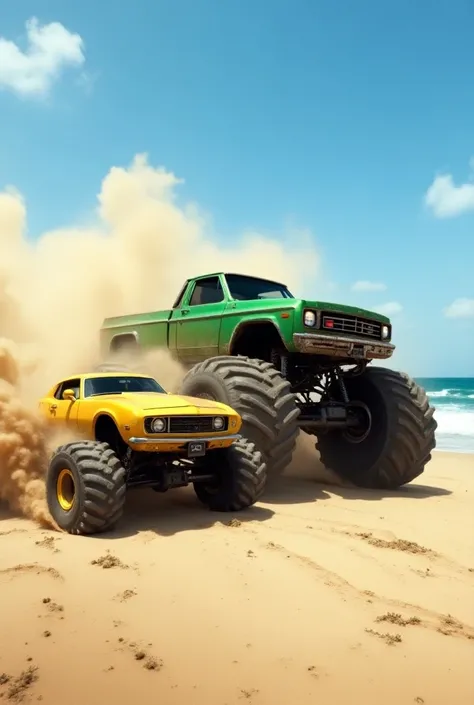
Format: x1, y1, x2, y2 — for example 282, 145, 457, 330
57, 469, 75, 511
38, 372, 242, 451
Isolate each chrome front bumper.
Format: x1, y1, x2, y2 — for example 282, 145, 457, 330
128, 433, 242, 445
293, 333, 395, 360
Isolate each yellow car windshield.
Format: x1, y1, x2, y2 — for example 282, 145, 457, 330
84, 376, 165, 397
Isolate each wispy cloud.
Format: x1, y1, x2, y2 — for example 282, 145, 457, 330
424, 158, 474, 218
351, 280, 387, 293
0, 17, 85, 98
373, 302, 403, 316
443, 298, 474, 319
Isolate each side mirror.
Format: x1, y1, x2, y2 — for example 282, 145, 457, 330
62, 389, 76, 401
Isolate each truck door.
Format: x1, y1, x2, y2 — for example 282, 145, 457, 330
174, 275, 226, 363
42, 377, 81, 432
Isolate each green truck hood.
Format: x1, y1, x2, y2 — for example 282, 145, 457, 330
231, 297, 389, 323
299, 299, 390, 323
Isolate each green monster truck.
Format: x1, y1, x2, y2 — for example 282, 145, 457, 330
98, 272, 437, 489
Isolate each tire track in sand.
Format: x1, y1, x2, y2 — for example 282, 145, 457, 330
216, 518, 474, 641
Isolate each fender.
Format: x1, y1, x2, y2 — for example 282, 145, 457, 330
93, 410, 131, 443
227, 318, 290, 355
109, 331, 140, 353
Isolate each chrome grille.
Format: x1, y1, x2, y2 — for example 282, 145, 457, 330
144, 415, 229, 434
321, 312, 382, 340
168, 416, 227, 434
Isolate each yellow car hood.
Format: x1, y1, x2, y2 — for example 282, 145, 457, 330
93, 392, 231, 414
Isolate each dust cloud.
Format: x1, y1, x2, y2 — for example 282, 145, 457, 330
0, 153, 320, 524
286, 431, 345, 485
0, 341, 52, 526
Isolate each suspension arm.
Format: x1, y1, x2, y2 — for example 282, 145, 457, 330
297, 401, 363, 430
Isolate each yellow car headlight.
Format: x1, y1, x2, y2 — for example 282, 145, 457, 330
150, 417, 167, 433
212, 416, 225, 431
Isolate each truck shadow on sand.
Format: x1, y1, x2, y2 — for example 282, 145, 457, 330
98, 455, 452, 538
0, 466, 450, 539
0, 493, 271, 536
93, 489, 275, 540
264, 456, 452, 506
0, 494, 274, 540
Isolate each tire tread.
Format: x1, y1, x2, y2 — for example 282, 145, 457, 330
316, 367, 437, 489
194, 437, 267, 511
48, 440, 126, 534
181, 355, 300, 475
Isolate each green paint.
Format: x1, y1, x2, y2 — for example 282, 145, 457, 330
99, 272, 393, 363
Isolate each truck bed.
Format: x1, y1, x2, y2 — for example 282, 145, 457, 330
102, 309, 172, 329
100, 308, 173, 355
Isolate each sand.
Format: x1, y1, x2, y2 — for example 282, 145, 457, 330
0, 448, 473, 705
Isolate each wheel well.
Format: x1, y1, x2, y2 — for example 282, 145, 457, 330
94, 415, 127, 457
95, 414, 118, 443
110, 334, 138, 354
230, 322, 285, 361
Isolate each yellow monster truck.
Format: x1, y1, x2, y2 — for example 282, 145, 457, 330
39, 371, 266, 535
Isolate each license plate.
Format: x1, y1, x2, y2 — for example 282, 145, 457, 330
188, 441, 206, 458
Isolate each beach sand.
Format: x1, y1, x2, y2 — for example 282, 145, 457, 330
0, 447, 473, 705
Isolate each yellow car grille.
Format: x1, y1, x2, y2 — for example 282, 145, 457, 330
144, 416, 228, 434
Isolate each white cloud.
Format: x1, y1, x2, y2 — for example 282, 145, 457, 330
443, 298, 474, 319
351, 280, 387, 292
0, 17, 85, 98
373, 302, 403, 316
424, 159, 474, 218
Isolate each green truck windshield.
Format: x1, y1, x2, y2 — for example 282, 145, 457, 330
226, 274, 294, 301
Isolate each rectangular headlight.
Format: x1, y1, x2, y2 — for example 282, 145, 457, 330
304, 310, 316, 327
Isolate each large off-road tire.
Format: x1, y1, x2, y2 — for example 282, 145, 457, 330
193, 437, 267, 511
46, 441, 127, 535
315, 366, 437, 489
180, 355, 300, 476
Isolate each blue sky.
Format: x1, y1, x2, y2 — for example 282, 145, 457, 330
0, 0, 473, 377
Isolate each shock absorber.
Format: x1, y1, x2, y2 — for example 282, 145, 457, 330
281, 354, 289, 378
271, 349, 289, 378
335, 368, 349, 403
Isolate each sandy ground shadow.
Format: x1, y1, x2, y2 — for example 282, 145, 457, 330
264, 436, 452, 505
1, 490, 274, 539
0, 436, 451, 538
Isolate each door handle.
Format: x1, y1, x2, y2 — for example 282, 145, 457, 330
181, 309, 190, 315
50, 404, 57, 412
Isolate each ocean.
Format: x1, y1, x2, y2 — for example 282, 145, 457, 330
416, 377, 474, 454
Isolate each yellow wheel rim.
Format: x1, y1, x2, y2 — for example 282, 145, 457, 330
57, 469, 76, 512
